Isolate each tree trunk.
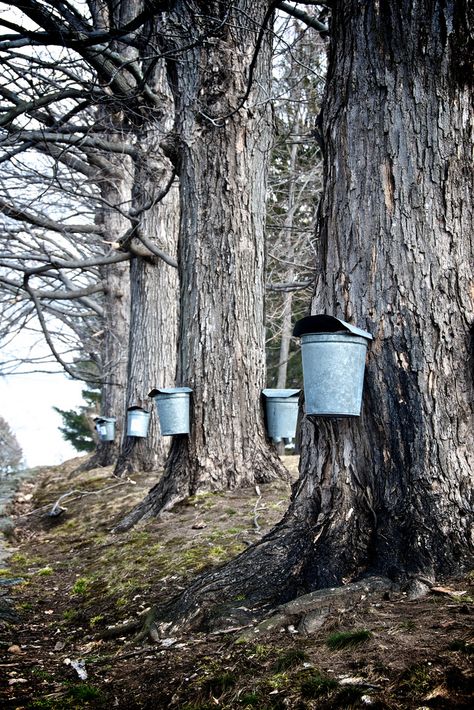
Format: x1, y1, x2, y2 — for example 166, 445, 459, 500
114, 1, 288, 529
148, 0, 473, 632
276, 143, 299, 390
86, 167, 131, 468
114, 113, 179, 477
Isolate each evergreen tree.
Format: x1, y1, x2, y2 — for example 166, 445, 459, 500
0, 416, 23, 474
54, 389, 100, 453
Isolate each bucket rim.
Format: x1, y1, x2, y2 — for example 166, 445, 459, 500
262, 388, 300, 398
149, 386, 192, 397
300, 332, 369, 344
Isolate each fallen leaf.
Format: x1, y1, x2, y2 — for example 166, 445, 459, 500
424, 685, 449, 700
160, 638, 177, 648
431, 586, 466, 597
7, 645, 22, 655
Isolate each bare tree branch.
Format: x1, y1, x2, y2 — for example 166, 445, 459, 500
22, 272, 100, 381
278, 3, 329, 33
3, 130, 138, 158
0, 197, 102, 235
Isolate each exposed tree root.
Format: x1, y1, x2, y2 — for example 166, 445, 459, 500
237, 576, 397, 639
145, 572, 398, 642
145, 518, 314, 638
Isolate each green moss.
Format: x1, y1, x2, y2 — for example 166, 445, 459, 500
249, 643, 272, 659
147, 542, 164, 555
398, 619, 416, 632
71, 577, 92, 595
266, 672, 289, 690
268, 502, 285, 510
63, 609, 80, 623
326, 629, 372, 650
115, 596, 128, 609
60, 519, 79, 530
18, 601, 34, 610
9, 552, 29, 566
128, 531, 150, 547
31, 667, 55, 680
37, 566, 53, 576
189, 492, 217, 509
89, 614, 105, 628
30, 699, 57, 709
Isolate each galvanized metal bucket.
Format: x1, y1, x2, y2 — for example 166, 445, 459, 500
95, 417, 116, 442
293, 315, 372, 417
126, 407, 151, 437
149, 387, 192, 436
262, 389, 300, 441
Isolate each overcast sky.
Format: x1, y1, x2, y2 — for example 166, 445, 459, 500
0, 329, 88, 468
0, 372, 86, 468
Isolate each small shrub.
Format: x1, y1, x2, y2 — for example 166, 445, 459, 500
274, 648, 308, 672
326, 629, 372, 650
300, 671, 337, 698
332, 685, 365, 705
202, 672, 236, 696
400, 664, 432, 695
448, 639, 474, 655
67, 683, 103, 701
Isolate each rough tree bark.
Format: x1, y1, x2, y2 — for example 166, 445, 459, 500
275, 144, 298, 391
113, 124, 179, 476
77, 0, 136, 469
105, 0, 179, 477
145, 0, 473, 632
115, 1, 288, 527
86, 163, 131, 468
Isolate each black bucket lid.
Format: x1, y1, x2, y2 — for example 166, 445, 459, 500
293, 314, 372, 340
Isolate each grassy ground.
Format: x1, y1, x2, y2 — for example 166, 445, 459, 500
0, 456, 472, 709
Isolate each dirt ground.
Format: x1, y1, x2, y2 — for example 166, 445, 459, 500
0, 457, 472, 709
